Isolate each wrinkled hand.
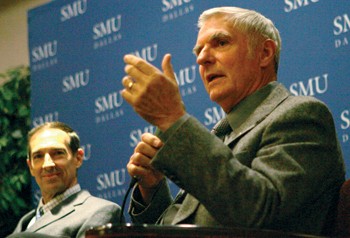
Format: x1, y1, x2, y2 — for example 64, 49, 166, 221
121, 54, 186, 131
127, 133, 164, 202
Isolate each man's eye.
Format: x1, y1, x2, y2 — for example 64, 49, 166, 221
53, 150, 66, 157
218, 40, 227, 46
33, 154, 43, 160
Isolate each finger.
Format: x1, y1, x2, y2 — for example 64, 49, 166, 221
141, 133, 163, 149
124, 64, 145, 84
122, 76, 135, 90
135, 142, 159, 159
162, 54, 176, 82
129, 152, 152, 168
121, 77, 134, 103
124, 54, 157, 75
127, 160, 149, 178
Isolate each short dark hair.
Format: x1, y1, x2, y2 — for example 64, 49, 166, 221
27, 121, 80, 159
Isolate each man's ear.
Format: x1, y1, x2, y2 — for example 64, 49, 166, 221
75, 148, 84, 169
26, 158, 35, 176
260, 39, 276, 68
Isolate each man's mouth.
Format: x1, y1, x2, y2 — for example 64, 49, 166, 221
207, 74, 224, 82
42, 172, 60, 178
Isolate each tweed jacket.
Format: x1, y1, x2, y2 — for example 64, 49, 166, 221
11, 190, 122, 238
129, 82, 345, 236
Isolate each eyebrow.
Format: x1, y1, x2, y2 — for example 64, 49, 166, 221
192, 31, 232, 56
31, 147, 67, 155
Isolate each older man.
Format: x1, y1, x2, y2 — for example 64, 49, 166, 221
121, 6, 344, 236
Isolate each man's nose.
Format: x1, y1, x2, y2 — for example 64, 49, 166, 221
42, 153, 55, 168
196, 47, 213, 65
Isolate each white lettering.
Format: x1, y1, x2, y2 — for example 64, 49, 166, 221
335, 37, 349, 48
343, 134, 349, 143
60, 0, 87, 22
93, 15, 122, 40
95, 91, 123, 114
334, 14, 350, 36
131, 44, 158, 62
96, 169, 126, 191
32, 111, 59, 127
203, 107, 225, 127
129, 125, 157, 147
62, 69, 89, 92
341, 110, 350, 130
161, 0, 192, 12
284, 0, 319, 13
175, 65, 196, 86
289, 74, 328, 96
31, 41, 58, 63
81, 144, 92, 160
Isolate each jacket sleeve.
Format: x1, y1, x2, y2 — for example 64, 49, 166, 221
128, 178, 173, 224
76, 198, 122, 238
150, 98, 344, 228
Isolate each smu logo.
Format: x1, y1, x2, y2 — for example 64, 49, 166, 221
333, 13, 349, 48
129, 125, 157, 147
130, 44, 158, 63
94, 90, 124, 124
31, 40, 58, 63
62, 69, 90, 93
93, 15, 122, 40
284, 0, 319, 13
93, 15, 122, 49
32, 111, 59, 127
96, 168, 126, 190
289, 73, 328, 96
161, 0, 194, 22
203, 106, 225, 127
31, 40, 58, 72
334, 13, 350, 36
175, 64, 197, 97
161, 0, 192, 12
60, 0, 87, 22
96, 168, 127, 199
95, 90, 123, 114
341, 109, 350, 143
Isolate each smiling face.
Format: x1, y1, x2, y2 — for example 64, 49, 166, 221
194, 15, 269, 113
27, 128, 83, 203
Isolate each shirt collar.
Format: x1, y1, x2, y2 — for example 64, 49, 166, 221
226, 81, 278, 130
37, 184, 81, 215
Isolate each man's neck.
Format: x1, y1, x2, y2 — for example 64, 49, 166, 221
42, 182, 79, 204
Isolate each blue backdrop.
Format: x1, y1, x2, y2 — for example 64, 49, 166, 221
27, 0, 350, 213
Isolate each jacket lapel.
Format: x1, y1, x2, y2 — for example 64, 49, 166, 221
28, 203, 75, 232
171, 193, 200, 225
16, 210, 36, 232
27, 190, 90, 232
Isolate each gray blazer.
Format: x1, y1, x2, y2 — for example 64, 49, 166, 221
129, 83, 345, 236
11, 190, 122, 238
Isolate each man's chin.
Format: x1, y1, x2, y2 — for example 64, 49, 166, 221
42, 182, 66, 193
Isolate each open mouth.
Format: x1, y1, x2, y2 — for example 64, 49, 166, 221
207, 74, 224, 82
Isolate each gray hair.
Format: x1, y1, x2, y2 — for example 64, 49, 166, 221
198, 7, 282, 73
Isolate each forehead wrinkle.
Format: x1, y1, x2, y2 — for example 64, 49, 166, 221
193, 31, 232, 56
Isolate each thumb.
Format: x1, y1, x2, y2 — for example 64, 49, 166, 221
162, 54, 176, 82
